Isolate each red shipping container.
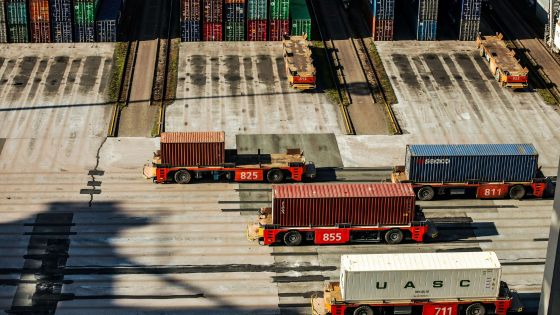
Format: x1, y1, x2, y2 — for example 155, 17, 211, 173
203, 0, 223, 23
29, 0, 50, 22
30, 21, 51, 43
269, 19, 289, 41
271, 183, 416, 227
372, 17, 394, 41
181, 0, 201, 21
225, 0, 245, 2
203, 22, 223, 41
247, 19, 267, 41
160, 131, 225, 166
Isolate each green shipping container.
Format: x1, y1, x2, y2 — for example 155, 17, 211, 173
247, 0, 267, 20
8, 23, 28, 42
6, 1, 27, 25
290, 0, 311, 37
225, 21, 244, 41
74, 1, 98, 24
270, 0, 289, 20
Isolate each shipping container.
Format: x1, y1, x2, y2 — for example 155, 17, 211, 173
458, 0, 481, 21
74, 0, 97, 24
372, 17, 393, 41
459, 18, 480, 41
340, 252, 502, 302
29, 0, 50, 21
0, 1, 8, 43
30, 21, 51, 42
269, 19, 289, 41
74, 23, 94, 42
290, 0, 311, 37
50, 0, 73, 42
181, 20, 201, 41
6, 0, 27, 25
160, 131, 225, 166
371, 0, 395, 20
405, 144, 539, 183
269, 0, 289, 20
181, 0, 201, 21
7, 23, 27, 42
417, 0, 439, 21
203, 0, 223, 23
96, 0, 122, 42
224, 21, 244, 41
271, 183, 416, 227
246, 0, 267, 20
224, 2, 244, 21
416, 19, 437, 40
247, 19, 266, 41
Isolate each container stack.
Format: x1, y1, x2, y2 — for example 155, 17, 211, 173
74, 0, 99, 42
203, 0, 223, 41
416, 0, 439, 41
289, 0, 311, 38
95, 0, 122, 42
51, 0, 73, 42
457, 0, 481, 41
6, 0, 28, 43
224, 0, 244, 41
29, 0, 51, 42
370, 0, 395, 41
269, 0, 289, 41
247, 0, 267, 41
181, 0, 201, 41
0, 1, 7, 43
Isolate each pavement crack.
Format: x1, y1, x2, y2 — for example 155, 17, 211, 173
84, 137, 107, 207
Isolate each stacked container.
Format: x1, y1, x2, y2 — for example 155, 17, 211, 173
246, 0, 266, 40
29, 0, 51, 42
51, 0, 73, 42
370, 0, 395, 41
6, 0, 28, 43
268, 0, 289, 40
95, 0, 122, 42
456, 0, 481, 41
289, 0, 311, 38
181, 0, 201, 41
416, 0, 439, 41
203, 0, 223, 41
74, 0, 99, 42
0, 0, 7, 43
224, 0, 244, 41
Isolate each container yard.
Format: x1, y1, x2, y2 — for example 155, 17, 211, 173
1, 0, 560, 314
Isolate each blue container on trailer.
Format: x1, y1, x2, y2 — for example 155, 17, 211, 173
405, 144, 539, 183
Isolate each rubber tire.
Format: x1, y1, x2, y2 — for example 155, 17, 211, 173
283, 230, 303, 246
174, 170, 192, 184
417, 186, 435, 201
465, 303, 486, 315
509, 185, 526, 200
384, 229, 404, 244
267, 169, 285, 183
353, 305, 374, 315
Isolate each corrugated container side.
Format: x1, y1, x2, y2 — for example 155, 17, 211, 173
416, 19, 437, 40
271, 183, 416, 227
372, 17, 394, 41
269, 0, 289, 20
160, 143, 225, 166
30, 21, 51, 42
50, 0, 73, 42
203, 0, 223, 23
459, 0, 482, 21
29, 0, 50, 21
372, 0, 395, 20
181, 20, 201, 41
247, 19, 266, 41
181, 0, 200, 20
0, 1, 8, 43
6, 1, 27, 25
95, 0, 122, 42
405, 144, 539, 183
269, 19, 289, 41
202, 21, 222, 40
224, 21, 244, 41
340, 252, 502, 302
246, 0, 267, 20
74, 1, 97, 24
74, 23, 95, 42
458, 18, 479, 41
7, 23, 27, 42
224, 2, 244, 21
290, 0, 311, 37
417, 0, 439, 21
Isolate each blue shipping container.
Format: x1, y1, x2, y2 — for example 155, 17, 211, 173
96, 0, 122, 42
225, 3, 244, 21
405, 144, 539, 183
371, 0, 395, 20
51, 0, 73, 42
181, 20, 200, 41
459, 0, 482, 20
417, 20, 437, 40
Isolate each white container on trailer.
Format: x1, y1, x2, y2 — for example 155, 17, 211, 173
340, 252, 502, 302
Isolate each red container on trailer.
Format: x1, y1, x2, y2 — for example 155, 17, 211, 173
203, 22, 223, 40
247, 19, 267, 41
271, 183, 416, 227
372, 17, 394, 41
269, 19, 289, 41
160, 131, 225, 166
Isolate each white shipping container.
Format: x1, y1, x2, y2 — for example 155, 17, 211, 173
340, 252, 502, 302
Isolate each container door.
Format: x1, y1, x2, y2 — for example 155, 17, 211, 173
423, 304, 458, 315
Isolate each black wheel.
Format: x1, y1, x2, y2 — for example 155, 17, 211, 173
283, 230, 302, 246
417, 186, 435, 201
174, 170, 192, 184
353, 305, 374, 315
465, 303, 486, 315
509, 185, 526, 200
384, 229, 404, 244
267, 169, 285, 183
